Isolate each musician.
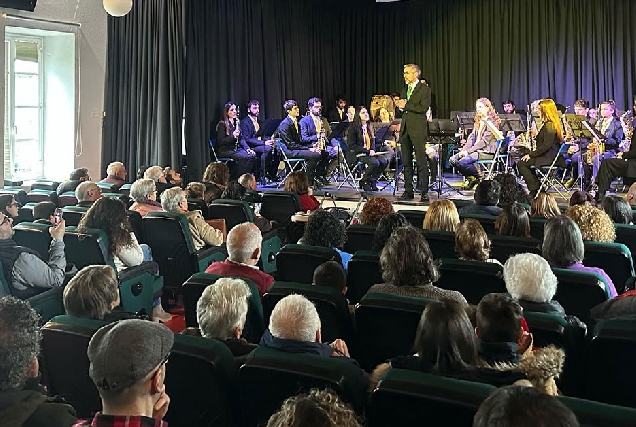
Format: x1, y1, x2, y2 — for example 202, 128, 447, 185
501, 99, 526, 116
327, 96, 347, 123
215, 102, 256, 178
240, 99, 279, 182
395, 64, 431, 202
346, 106, 390, 192
299, 97, 346, 184
276, 99, 325, 187
596, 135, 636, 203
449, 98, 500, 190
564, 99, 596, 188
516, 99, 564, 198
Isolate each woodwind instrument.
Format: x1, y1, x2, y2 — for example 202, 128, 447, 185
619, 110, 633, 152
315, 118, 327, 150
234, 106, 241, 151
582, 119, 604, 164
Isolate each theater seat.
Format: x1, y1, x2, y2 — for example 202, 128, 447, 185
436, 258, 505, 304
275, 244, 342, 284
396, 209, 425, 228
458, 213, 497, 234
552, 268, 610, 326
13, 222, 53, 260
489, 234, 541, 264
346, 250, 382, 304
260, 191, 302, 229
421, 229, 456, 260
559, 394, 636, 427
343, 224, 376, 253
61, 205, 89, 226
584, 241, 635, 294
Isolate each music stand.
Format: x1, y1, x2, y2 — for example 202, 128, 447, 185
452, 111, 475, 135
566, 114, 594, 190
429, 119, 462, 197
499, 114, 526, 133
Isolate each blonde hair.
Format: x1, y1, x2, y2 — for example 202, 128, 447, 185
423, 199, 460, 232
538, 99, 564, 142
475, 97, 501, 127
565, 204, 615, 242
530, 192, 561, 218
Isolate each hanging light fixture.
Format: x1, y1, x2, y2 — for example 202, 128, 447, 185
103, 0, 133, 17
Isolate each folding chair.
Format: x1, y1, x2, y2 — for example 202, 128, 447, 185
275, 139, 307, 188
337, 154, 364, 190
476, 138, 509, 180
208, 138, 235, 166
534, 144, 570, 198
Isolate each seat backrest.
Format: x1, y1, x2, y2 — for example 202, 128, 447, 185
275, 244, 342, 284
182, 272, 265, 343
529, 217, 548, 240
63, 226, 113, 269
208, 199, 254, 231
421, 229, 457, 260
368, 368, 495, 427
355, 292, 432, 371
61, 205, 89, 227
346, 250, 382, 304
559, 395, 636, 427
615, 224, 636, 272
552, 268, 609, 326
436, 258, 505, 304
0, 188, 28, 206
343, 224, 376, 253
584, 241, 635, 294
396, 209, 425, 228
26, 188, 59, 205
238, 346, 368, 427
96, 181, 119, 192
58, 192, 79, 207
12, 222, 53, 260
0, 261, 13, 296
126, 210, 145, 243
31, 180, 60, 191
260, 191, 302, 227
459, 213, 497, 234
488, 235, 541, 264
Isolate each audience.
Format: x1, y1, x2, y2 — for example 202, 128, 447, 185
359, 197, 394, 226
163, 166, 183, 187
458, 180, 502, 216
238, 173, 262, 204
569, 190, 595, 207
220, 181, 273, 232
57, 168, 90, 195
0, 194, 19, 219
455, 218, 501, 265
99, 161, 127, 190
542, 215, 616, 297
530, 192, 560, 218
161, 187, 223, 250
601, 195, 632, 224
0, 296, 77, 427
284, 170, 320, 212
73, 319, 173, 427
32, 201, 57, 225
129, 178, 163, 217
205, 222, 274, 296
423, 199, 460, 232
75, 181, 102, 207
367, 227, 466, 304
202, 162, 229, 203
302, 210, 352, 270
495, 202, 531, 238
313, 260, 347, 295
144, 165, 174, 198
371, 212, 409, 252
493, 173, 529, 207
565, 204, 616, 242
196, 277, 257, 356
626, 182, 636, 206
185, 182, 206, 201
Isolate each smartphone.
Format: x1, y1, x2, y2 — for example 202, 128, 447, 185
53, 208, 63, 226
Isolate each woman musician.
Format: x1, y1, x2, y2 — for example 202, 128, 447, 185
215, 102, 256, 178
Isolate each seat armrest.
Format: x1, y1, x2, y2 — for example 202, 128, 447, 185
118, 261, 159, 282
195, 245, 227, 272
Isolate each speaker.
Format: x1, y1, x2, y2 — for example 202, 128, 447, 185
0, 0, 37, 12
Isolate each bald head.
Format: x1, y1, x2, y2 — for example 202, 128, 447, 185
227, 222, 262, 264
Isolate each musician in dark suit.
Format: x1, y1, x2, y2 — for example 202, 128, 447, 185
327, 96, 347, 123
565, 99, 597, 188
240, 99, 279, 181
596, 138, 636, 203
395, 64, 431, 202
582, 101, 624, 188
215, 102, 256, 179
276, 100, 325, 186
346, 106, 389, 192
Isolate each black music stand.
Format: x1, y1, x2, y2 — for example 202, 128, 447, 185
429, 119, 462, 197
260, 118, 282, 139
499, 114, 526, 133
452, 111, 475, 137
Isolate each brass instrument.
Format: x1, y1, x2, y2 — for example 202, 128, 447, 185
315, 119, 327, 151
582, 120, 604, 165
619, 110, 633, 153
561, 112, 574, 143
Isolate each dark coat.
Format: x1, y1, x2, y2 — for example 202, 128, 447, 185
399, 82, 431, 140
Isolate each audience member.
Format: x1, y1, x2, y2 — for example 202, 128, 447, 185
185, 182, 206, 201
0, 212, 66, 299
75, 181, 102, 207
455, 218, 501, 265
568, 190, 595, 207
32, 201, 56, 225
626, 182, 636, 206
99, 161, 127, 190
591, 284, 636, 321
57, 168, 90, 195
136, 165, 148, 180
197, 278, 257, 356
238, 173, 262, 203
530, 192, 560, 218
423, 199, 460, 232
0, 194, 19, 219
458, 180, 502, 216
542, 215, 616, 297
0, 296, 77, 427
144, 166, 174, 198
367, 227, 466, 303
495, 202, 531, 238
302, 210, 352, 270
73, 320, 173, 427
129, 178, 163, 217
220, 181, 273, 232
371, 213, 409, 252
313, 260, 347, 295
359, 197, 394, 226
601, 195, 632, 224
205, 222, 274, 296
202, 162, 229, 203
161, 187, 223, 250
284, 170, 320, 212
163, 166, 183, 187
565, 203, 616, 242
493, 173, 529, 207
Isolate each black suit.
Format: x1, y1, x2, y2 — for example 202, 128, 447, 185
215, 119, 255, 179
276, 116, 324, 181
240, 115, 279, 179
399, 81, 431, 193
327, 107, 346, 123
597, 128, 636, 199
516, 121, 562, 194
346, 124, 389, 184
299, 114, 344, 178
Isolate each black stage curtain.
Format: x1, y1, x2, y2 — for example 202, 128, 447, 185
179, 0, 636, 181
102, 0, 185, 179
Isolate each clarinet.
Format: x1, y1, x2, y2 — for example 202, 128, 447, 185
234, 106, 241, 151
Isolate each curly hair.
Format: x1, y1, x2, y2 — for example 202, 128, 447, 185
530, 192, 561, 219
565, 204, 616, 242
475, 97, 501, 127
266, 388, 363, 427
380, 226, 440, 286
372, 213, 409, 252
203, 162, 229, 187
359, 197, 394, 226
493, 173, 529, 206
77, 197, 134, 256
423, 199, 460, 232
185, 182, 206, 200
302, 210, 347, 248
455, 218, 491, 261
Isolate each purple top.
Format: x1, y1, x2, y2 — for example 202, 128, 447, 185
568, 262, 617, 298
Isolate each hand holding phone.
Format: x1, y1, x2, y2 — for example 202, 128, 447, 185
53, 208, 63, 226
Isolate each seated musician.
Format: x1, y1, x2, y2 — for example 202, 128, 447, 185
450, 97, 500, 190
215, 102, 256, 179
564, 99, 596, 188
299, 97, 346, 186
276, 99, 326, 188
240, 99, 279, 182
346, 106, 389, 192
516, 99, 564, 198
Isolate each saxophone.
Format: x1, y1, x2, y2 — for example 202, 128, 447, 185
585, 119, 605, 165
619, 110, 633, 153
561, 113, 574, 143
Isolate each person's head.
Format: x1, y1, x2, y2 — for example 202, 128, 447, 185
352, 106, 372, 129
403, 63, 421, 85
573, 99, 590, 116
475, 98, 500, 126
473, 385, 579, 427
371, 213, 409, 252
269, 294, 321, 342
284, 170, 311, 195
203, 162, 230, 186
196, 278, 251, 340
308, 97, 323, 117
221, 181, 246, 201
106, 161, 127, 180
495, 202, 530, 237
414, 299, 479, 373
346, 105, 355, 122
75, 181, 102, 203
223, 102, 238, 121
247, 99, 260, 117
474, 180, 501, 206
455, 218, 491, 261
391, 92, 400, 106
380, 226, 440, 286
239, 173, 257, 191
502, 100, 515, 114
538, 99, 565, 141
602, 195, 632, 224
423, 199, 460, 232
266, 388, 363, 427
87, 319, 174, 416
143, 166, 167, 184
284, 99, 300, 118
378, 107, 390, 123
588, 108, 598, 119
476, 293, 523, 344
78, 197, 133, 256
227, 222, 263, 265
600, 100, 616, 119
565, 204, 615, 242
504, 253, 558, 303
542, 215, 584, 268
493, 173, 528, 206
335, 96, 347, 109
0, 296, 41, 391
0, 194, 19, 218
163, 167, 181, 185
0, 211, 15, 240
63, 265, 120, 320
569, 190, 594, 207
530, 192, 560, 218
70, 167, 90, 182
33, 201, 56, 222
626, 182, 636, 206
161, 187, 188, 213
185, 182, 206, 200
303, 210, 347, 249
313, 260, 347, 294
130, 178, 157, 203
359, 197, 394, 226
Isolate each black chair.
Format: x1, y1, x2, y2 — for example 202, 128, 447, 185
615, 224, 636, 274
96, 181, 120, 192
584, 241, 635, 294
26, 189, 59, 206
58, 192, 78, 207
17, 203, 36, 223
529, 217, 548, 240
459, 213, 497, 234
127, 210, 145, 243
275, 244, 342, 284
31, 180, 60, 192
396, 209, 425, 228
343, 224, 376, 253
260, 191, 302, 228
346, 250, 382, 304
488, 235, 541, 264
12, 222, 53, 260
421, 229, 457, 260
552, 268, 609, 327
61, 205, 89, 226
436, 258, 505, 304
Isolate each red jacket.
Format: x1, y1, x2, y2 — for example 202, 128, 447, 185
205, 259, 274, 296
299, 194, 320, 212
